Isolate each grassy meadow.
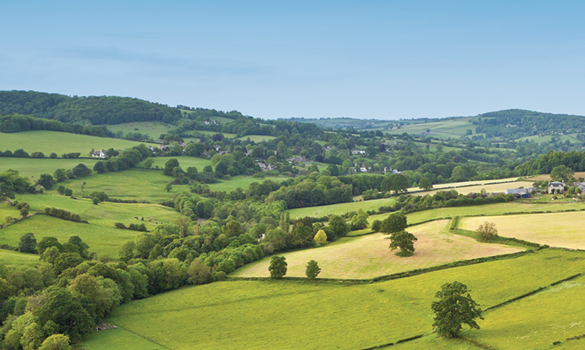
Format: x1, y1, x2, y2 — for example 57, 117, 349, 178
0, 249, 39, 267
234, 220, 521, 279
101, 121, 174, 139
51, 168, 189, 203
0, 215, 135, 258
0, 130, 145, 155
461, 211, 585, 249
0, 158, 99, 179
289, 197, 398, 218
236, 135, 276, 142
85, 249, 585, 350
0, 203, 22, 225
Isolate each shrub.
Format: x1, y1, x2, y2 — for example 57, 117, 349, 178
476, 221, 498, 241
268, 256, 287, 279
305, 260, 321, 279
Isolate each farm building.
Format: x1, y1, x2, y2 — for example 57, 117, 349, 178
506, 188, 536, 198
548, 181, 565, 194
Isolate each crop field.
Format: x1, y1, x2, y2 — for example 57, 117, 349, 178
51, 169, 189, 203
85, 249, 585, 350
234, 220, 521, 279
185, 130, 238, 138
0, 158, 99, 178
0, 249, 39, 267
101, 121, 174, 139
0, 130, 145, 155
139, 156, 212, 171
288, 197, 398, 218
206, 176, 288, 193
460, 211, 585, 249
531, 171, 585, 181
413, 181, 536, 196
16, 193, 182, 229
236, 135, 276, 142
0, 215, 135, 258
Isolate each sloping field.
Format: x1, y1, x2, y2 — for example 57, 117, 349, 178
236, 135, 276, 142
16, 193, 182, 229
207, 176, 289, 193
0, 158, 99, 178
460, 211, 585, 249
531, 171, 585, 181
413, 181, 536, 196
84, 249, 585, 350
0, 215, 135, 258
0, 203, 21, 225
0, 130, 145, 155
289, 197, 397, 218
467, 275, 585, 349
0, 249, 39, 267
52, 168, 189, 203
101, 121, 174, 139
408, 177, 521, 192
233, 220, 521, 279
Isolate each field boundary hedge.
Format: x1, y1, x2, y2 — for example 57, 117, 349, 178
359, 334, 426, 350
483, 273, 582, 312
228, 250, 532, 284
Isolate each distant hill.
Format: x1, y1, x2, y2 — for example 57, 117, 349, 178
0, 90, 182, 125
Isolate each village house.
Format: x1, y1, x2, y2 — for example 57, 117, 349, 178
286, 156, 307, 164
548, 181, 565, 194
158, 144, 170, 152
351, 149, 366, 155
90, 150, 107, 158
506, 188, 537, 198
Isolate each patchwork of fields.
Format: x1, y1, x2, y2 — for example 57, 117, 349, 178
234, 220, 521, 279
84, 249, 585, 350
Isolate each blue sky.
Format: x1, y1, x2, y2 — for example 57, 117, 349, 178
2, 1, 585, 119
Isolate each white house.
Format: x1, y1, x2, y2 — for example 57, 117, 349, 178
548, 181, 565, 194
91, 150, 107, 158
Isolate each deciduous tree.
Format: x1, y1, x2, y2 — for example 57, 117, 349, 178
305, 260, 321, 279
432, 281, 483, 338
389, 231, 417, 257
268, 256, 287, 279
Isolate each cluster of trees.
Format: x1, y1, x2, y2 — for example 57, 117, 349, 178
0, 170, 35, 201
92, 144, 151, 175
0, 91, 182, 124
114, 223, 147, 231
43, 208, 82, 222
268, 256, 321, 279
373, 212, 417, 256
0, 114, 107, 136
266, 176, 353, 209
516, 151, 585, 177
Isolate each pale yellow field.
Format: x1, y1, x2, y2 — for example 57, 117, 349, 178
530, 172, 585, 181
233, 220, 521, 279
460, 211, 585, 249
408, 177, 521, 192
413, 181, 536, 196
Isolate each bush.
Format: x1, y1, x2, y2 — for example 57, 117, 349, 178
305, 260, 321, 279
476, 221, 498, 241
268, 256, 287, 279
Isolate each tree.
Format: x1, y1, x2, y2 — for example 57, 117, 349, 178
37, 237, 62, 255
19, 233, 37, 253
328, 215, 349, 238
291, 224, 312, 247
305, 260, 321, 279
432, 281, 483, 338
187, 258, 213, 285
37, 174, 55, 190
418, 177, 433, 191
380, 212, 407, 234
163, 159, 179, 176
476, 221, 498, 241
72, 163, 92, 178
350, 209, 369, 230
389, 231, 417, 257
40, 334, 71, 350
314, 230, 327, 245
215, 162, 229, 177
143, 158, 154, 169
371, 220, 382, 232
389, 174, 409, 193
93, 161, 106, 174
550, 165, 574, 183
20, 208, 29, 217
165, 183, 172, 192
268, 256, 287, 279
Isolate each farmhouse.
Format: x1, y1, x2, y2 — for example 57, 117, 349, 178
158, 144, 170, 152
90, 150, 107, 158
351, 149, 366, 155
548, 181, 565, 194
286, 156, 307, 164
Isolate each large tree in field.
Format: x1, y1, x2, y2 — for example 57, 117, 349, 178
268, 256, 287, 279
550, 165, 574, 183
380, 212, 407, 234
19, 233, 37, 253
432, 281, 483, 338
389, 231, 417, 257
418, 177, 433, 190
163, 159, 179, 176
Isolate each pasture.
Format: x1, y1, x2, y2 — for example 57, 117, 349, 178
0, 215, 135, 258
101, 121, 174, 139
0, 158, 99, 179
0, 130, 145, 155
236, 135, 276, 142
139, 156, 212, 171
460, 211, 585, 249
233, 220, 521, 279
0, 203, 22, 225
50, 169, 189, 203
16, 193, 182, 229
84, 249, 585, 350
289, 197, 397, 218
0, 249, 39, 267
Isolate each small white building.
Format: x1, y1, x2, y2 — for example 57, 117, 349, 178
91, 150, 107, 158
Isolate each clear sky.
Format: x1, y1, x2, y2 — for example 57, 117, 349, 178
2, 1, 585, 120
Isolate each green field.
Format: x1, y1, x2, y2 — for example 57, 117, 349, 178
461, 211, 585, 249
0, 249, 40, 267
234, 220, 521, 279
139, 156, 212, 171
51, 168, 189, 203
101, 121, 175, 139
236, 135, 276, 142
0, 158, 99, 179
84, 249, 585, 350
0, 203, 21, 225
16, 193, 182, 229
0, 130, 146, 155
289, 197, 398, 218
186, 130, 238, 138
207, 176, 289, 193
0, 215, 135, 258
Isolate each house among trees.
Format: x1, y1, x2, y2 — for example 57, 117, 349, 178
351, 149, 366, 155
286, 156, 307, 164
158, 144, 170, 152
90, 150, 107, 158
548, 181, 565, 194
256, 161, 274, 171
